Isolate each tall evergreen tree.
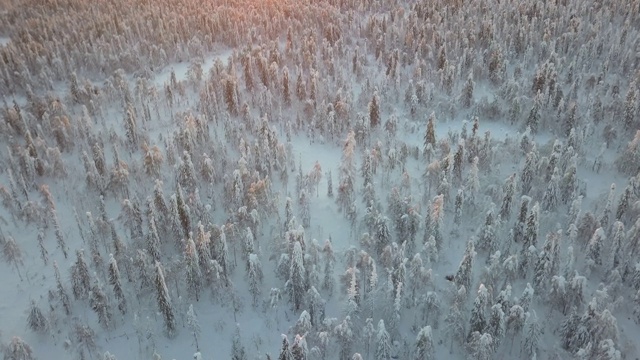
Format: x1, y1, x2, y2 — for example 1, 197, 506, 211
155, 261, 176, 336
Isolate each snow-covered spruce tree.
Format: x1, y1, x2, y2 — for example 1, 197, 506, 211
476, 205, 497, 254
142, 142, 163, 178
299, 189, 311, 229
27, 300, 47, 334
499, 174, 516, 220
337, 131, 356, 213
247, 253, 263, 306
2, 236, 23, 280
430, 194, 445, 250
585, 227, 606, 274
178, 151, 197, 192
486, 303, 505, 349
460, 74, 474, 108
505, 305, 525, 347
175, 184, 192, 239
107, 254, 126, 315
615, 130, 640, 176
453, 188, 464, 229
53, 261, 71, 316
623, 81, 637, 131
154, 261, 176, 337
468, 284, 489, 337
71, 249, 91, 300
467, 332, 493, 360
415, 325, 434, 360
89, 276, 112, 329
40, 185, 68, 258
3, 336, 35, 360
615, 186, 631, 222
146, 215, 162, 262
634, 289, 640, 324
278, 335, 292, 360
290, 334, 308, 360
185, 236, 202, 302
444, 286, 466, 352
231, 324, 247, 360
369, 91, 380, 128
334, 316, 354, 360
519, 202, 539, 277
186, 304, 201, 351
375, 319, 392, 360
287, 241, 306, 311
521, 310, 540, 358
542, 167, 560, 211
454, 239, 476, 290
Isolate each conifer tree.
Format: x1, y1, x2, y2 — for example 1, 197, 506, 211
454, 240, 476, 290
90, 277, 112, 329
155, 261, 176, 336
4, 337, 35, 360
187, 304, 201, 351
369, 92, 380, 128
53, 261, 71, 316
424, 113, 437, 153
185, 236, 202, 301
27, 300, 47, 334
522, 310, 541, 357
288, 241, 306, 310
71, 249, 91, 300
231, 325, 247, 360
108, 254, 126, 315
375, 319, 392, 360
415, 325, 434, 360
247, 253, 263, 306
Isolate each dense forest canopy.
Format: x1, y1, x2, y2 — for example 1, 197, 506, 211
0, 0, 639, 359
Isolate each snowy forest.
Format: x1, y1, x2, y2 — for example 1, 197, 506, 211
0, 0, 639, 359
